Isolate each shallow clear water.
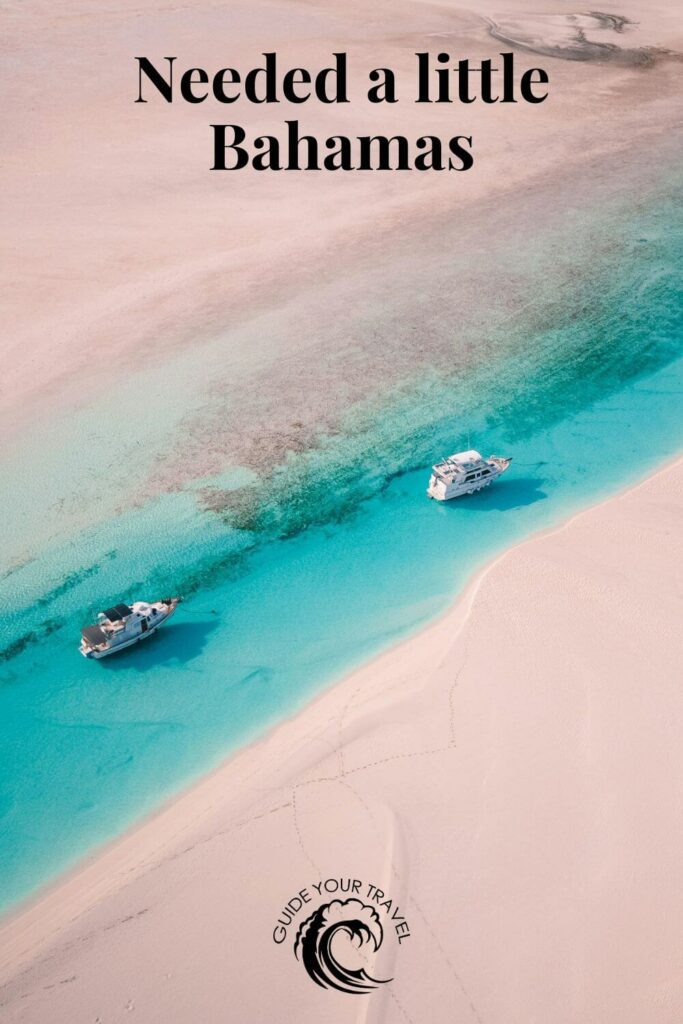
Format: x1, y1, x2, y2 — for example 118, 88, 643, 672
1, 160, 682, 913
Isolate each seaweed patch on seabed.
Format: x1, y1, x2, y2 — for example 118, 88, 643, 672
0, 619, 62, 667
183, 218, 683, 581
486, 12, 682, 66
178, 546, 256, 598
35, 554, 116, 608
0, 554, 40, 584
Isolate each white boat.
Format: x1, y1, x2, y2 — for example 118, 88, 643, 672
80, 598, 181, 659
427, 449, 511, 501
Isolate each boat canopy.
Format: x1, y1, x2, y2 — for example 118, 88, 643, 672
102, 603, 132, 622
81, 625, 108, 646
445, 450, 483, 466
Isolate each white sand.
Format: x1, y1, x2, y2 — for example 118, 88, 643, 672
2, 0, 682, 446
1, 458, 681, 1023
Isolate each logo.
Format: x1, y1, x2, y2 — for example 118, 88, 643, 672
273, 877, 410, 995
294, 898, 390, 994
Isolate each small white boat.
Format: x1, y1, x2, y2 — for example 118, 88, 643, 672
80, 597, 181, 659
427, 449, 511, 501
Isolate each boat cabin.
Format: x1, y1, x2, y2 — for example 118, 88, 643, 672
430, 449, 493, 485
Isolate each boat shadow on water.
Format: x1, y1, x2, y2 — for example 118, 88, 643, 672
446, 476, 548, 512
96, 619, 220, 672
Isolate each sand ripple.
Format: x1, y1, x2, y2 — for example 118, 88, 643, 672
487, 11, 677, 66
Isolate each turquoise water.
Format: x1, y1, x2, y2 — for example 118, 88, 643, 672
1, 164, 682, 912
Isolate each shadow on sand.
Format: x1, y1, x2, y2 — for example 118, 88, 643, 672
97, 619, 220, 672
446, 476, 548, 512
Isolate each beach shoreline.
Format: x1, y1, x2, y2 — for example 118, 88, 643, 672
2, 453, 681, 1021
0, 450, 677, 927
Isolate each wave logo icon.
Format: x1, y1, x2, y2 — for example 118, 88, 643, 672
293, 898, 392, 994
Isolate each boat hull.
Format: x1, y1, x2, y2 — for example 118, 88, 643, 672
428, 474, 498, 501
80, 600, 179, 659
83, 621, 164, 659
